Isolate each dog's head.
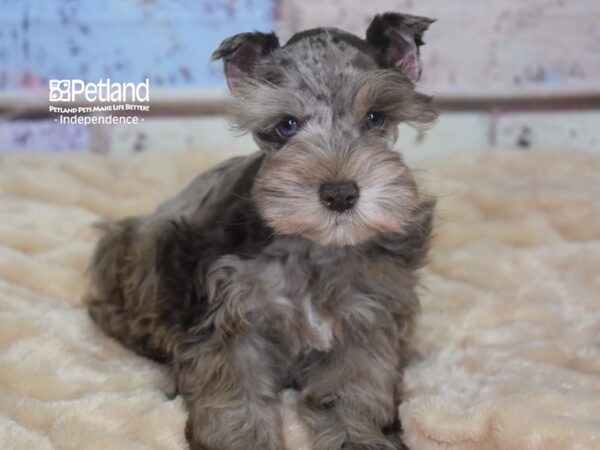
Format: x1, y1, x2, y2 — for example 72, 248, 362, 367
213, 12, 437, 246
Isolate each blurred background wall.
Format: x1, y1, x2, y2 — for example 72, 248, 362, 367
1, 0, 599, 157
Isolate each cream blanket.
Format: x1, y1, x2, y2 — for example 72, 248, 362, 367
1, 149, 599, 450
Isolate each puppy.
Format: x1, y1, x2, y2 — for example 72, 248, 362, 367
86, 12, 436, 450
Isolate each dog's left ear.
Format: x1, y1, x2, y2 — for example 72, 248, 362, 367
212, 32, 280, 92
366, 13, 435, 83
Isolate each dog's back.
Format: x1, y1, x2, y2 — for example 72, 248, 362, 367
85, 152, 268, 362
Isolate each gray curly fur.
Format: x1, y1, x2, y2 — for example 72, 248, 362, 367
86, 11, 436, 450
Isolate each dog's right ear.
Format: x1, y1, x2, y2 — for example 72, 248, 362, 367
212, 32, 280, 93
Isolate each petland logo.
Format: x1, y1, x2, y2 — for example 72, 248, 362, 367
49, 78, 150, 102
48, 78, 150, 125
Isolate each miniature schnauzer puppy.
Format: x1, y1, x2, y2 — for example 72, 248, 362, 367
85, 12, 437, 450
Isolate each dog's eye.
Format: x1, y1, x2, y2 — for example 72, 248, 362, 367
365, 111, 385, 129
275, 117, 299, 139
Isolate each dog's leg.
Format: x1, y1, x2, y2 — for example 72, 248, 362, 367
298, 334, 406, 450
176, 332, 283, 450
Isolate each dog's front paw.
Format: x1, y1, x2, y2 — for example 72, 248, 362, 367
341, 435, 408, 450
185, 403, 282, 450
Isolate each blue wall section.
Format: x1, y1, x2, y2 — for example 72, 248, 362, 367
0, 0, 275, 91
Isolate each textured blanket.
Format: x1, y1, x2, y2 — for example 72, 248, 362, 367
1, 149, 599, 450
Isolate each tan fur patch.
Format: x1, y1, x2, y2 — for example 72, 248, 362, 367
253, 142, 419, 246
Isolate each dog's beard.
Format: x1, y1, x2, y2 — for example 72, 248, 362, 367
252, 143, 419, 246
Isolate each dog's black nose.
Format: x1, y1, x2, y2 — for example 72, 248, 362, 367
319, 181, 359, 212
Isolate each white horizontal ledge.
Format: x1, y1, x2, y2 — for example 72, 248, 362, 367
2, 89, 600, 119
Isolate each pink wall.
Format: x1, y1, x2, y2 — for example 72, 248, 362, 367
275, 0, 600, 96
